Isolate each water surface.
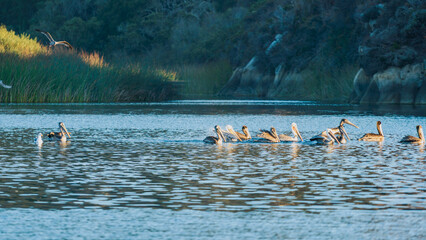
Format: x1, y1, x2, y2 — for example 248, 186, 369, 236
0, 101, 425, 239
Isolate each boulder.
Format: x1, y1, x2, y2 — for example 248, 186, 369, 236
400, 63, 424, 104
373, 67, 401, 104
359, 79, 380, 104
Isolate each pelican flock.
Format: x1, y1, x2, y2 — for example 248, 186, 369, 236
36, 29, 73, 49
202, 120, 423, 146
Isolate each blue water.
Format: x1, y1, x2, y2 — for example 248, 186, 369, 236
0, 101, 425, 239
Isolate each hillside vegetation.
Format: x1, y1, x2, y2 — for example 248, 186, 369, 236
0, 25, 176, 102
0, 0, 424, 102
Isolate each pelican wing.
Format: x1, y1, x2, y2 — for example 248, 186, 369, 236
257, 130, 279, 142
400, 135, 420, 143
359, 133, 384, 141
279, 134, 296, 142
203, 136, 219, 144
0, 80, 12, 89
56, 41, 73, 49
36, 29, 54, 42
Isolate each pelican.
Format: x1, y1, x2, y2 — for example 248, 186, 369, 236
47, 122, 71, 141
203, 125, 226, 144
0, 80, 12, 89
257, 127, 280, 143
335, 125, 350, 144
400, 125, 425, 144
234, 125, 252, 140
358, 121, 384, 141
36, 29, 73, 49
223, 125, 242, 142
279, 123, 303, 142
311, 118, 359, 140
311, 129, 340, 145
34, 133, 43, 145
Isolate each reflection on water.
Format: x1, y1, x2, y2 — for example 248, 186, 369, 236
0, 101, 424, 213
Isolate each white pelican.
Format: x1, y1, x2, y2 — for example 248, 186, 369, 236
257, 127, 280, 143
311, 129, 340, 145
400, 125, 425, 144
279, 123, 303, 142
34, 133, 43, 145
47, 122, 71, 141
358, 121, 384, 141
203, 125, 226, 144
0, 80, 12, 89
36, 29, 73, 49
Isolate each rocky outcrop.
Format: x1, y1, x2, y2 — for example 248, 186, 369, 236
353, 63, 425, 104
219, 57, 273, 97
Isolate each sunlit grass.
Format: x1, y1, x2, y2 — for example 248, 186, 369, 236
0, 25, 176, 102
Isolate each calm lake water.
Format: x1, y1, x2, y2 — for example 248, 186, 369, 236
0, 100, 425, 239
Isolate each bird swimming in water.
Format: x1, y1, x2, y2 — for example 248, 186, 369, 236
400, 125, 424, 144
223, 125, 242, 142
311, 118, 359, 140
334, 125, 350, 144
36, 29, 73, 49
278, 123, 303, 142
235, 125, 252, 141
311, 129, 340, 145
358, 121, 384, 141
203, 125, 226, 144
0, 80, 12, 89
47, 122, 71, 141
257, 127, 280, 143
34, 133, 43, 145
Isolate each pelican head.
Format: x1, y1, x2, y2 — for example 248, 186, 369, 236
291, 123, 303, 141
242, 125, 251, 139
270, 127, 278, 138
340, 119, 359, 129
59, 122, 71, 138
377, 121, 384, 136
327, 129, 340, 144
215, 125, 226, 142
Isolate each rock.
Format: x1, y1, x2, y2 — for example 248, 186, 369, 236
359, 79, 380, 104
357, 63, 425, 104
400, 63, 424, 104
373, 67, 401, 104
219, 56, 273, 97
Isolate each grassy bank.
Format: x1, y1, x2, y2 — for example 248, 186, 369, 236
273, 63, 358, 102
0, 25, 177, 103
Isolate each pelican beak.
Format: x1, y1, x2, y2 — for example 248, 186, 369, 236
292, 123, 303, 142
345, 120, 359, 129
217, 126, 226, 142
341, 127, 350, 141
328, 129, 340, 144
61, 124, 71, 138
